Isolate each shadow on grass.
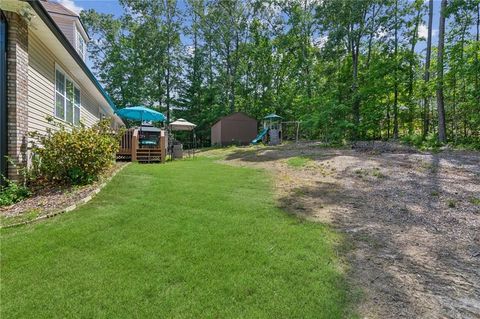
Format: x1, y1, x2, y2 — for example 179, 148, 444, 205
221, 143, 345, 163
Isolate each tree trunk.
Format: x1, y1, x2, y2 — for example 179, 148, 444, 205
386, 102, 391, 139
352, 51, 360, 136
164, 1, 174, 124
351, 32, 361, 139
393, 0, 399, 139
452, 74, 456, 140
423, 0, 434, 138
192, 8, 199, 110
166, 66, 171, 124
456, 26, 467, 142
158, 77, 163, 122
225, 41, 233, 113
302, 0, 312, 100
436, 0, 447, 143
365, 4, 378, 69
408, 7, 421, 135
476, 4, 480, 107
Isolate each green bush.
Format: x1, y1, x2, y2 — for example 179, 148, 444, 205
455, 137, 480, 151
402, 133, 480, 151
401, 133, 442, 150
401, 134, 424, 147
0, 179, 31, 207
30, 119, 122, 185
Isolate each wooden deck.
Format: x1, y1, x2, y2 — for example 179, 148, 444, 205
117, 128, 166, 163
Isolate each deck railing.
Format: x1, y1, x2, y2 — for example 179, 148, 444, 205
119, 128, 135, 154
117, 128, 165, 163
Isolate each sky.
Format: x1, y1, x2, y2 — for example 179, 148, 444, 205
62, 0, 123, 16
62, 0, 446, 50
57, 0, 480, 69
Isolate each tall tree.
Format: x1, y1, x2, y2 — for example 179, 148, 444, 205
406, 0, 423, 134
318, 0, 377, 138
475, 2, 480, 109
393, 0, 400, 139
82, 0, 480, 148
423, 0, 434, 137
437, 0, 448, 143
120, 0, 183, 122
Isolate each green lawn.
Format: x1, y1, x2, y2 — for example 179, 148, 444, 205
286, 156, 313, 168
1, 158, 351, 318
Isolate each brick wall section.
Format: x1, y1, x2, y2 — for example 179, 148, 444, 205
5, 12, 29, 181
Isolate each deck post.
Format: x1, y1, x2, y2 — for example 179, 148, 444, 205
132, 129, 138, 162
160, 130, 166, 163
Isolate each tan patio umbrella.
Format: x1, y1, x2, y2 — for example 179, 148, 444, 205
169, 118, 197, 131
168, 119, 197, 159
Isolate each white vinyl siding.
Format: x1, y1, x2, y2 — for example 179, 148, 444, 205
28, 32, 57, 136
55, 67, 81, 125
80, 92, 100, 127
74, 88, 81, 125
28, 32, 104, 137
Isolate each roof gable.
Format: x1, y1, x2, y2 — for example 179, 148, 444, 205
213, 112, 256, 126
41, 1, 79, 17
29, 1, 116, 114
40, 0, 90, 42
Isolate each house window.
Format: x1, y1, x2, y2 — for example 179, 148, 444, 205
76, 27, 86, 60
55, 68, 81, 125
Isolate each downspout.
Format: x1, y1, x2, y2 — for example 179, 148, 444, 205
0, 11, 7, 184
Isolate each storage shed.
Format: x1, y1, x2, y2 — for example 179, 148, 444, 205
211, 112, 258, 146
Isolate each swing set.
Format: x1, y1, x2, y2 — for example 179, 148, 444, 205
251, 114, 301, 145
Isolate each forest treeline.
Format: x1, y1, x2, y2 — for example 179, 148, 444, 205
81, 0, 480, 148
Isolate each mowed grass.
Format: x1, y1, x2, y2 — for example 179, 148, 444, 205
1, 158, 350, 318
286, 156, 313, 168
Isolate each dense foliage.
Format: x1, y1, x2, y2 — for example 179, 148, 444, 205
0, 179, 30, 207
81, 0, 480, 147
30, 119, 121, 185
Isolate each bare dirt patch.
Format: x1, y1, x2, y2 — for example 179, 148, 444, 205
201, 142, 480, 319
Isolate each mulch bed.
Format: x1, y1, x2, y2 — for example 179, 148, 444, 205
0, 162, 129, 227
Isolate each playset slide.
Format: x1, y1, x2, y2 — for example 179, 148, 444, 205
251, 128, 269, 145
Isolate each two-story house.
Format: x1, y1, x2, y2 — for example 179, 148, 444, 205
0, 0, 123, 181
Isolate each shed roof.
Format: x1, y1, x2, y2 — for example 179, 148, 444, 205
212, 112, 256, 126
264, 113, 282, 120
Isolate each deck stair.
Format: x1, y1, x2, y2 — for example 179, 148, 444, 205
136, 148, 162, 163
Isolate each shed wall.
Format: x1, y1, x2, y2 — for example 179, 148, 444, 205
220, 118, 257, 145
211, 113, 258, 146
211, 121, 221, 146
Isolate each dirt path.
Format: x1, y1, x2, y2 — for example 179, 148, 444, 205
203, 143, 480, 319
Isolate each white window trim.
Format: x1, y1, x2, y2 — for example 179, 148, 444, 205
75, 25, 86, 60
54, 64, 82, 125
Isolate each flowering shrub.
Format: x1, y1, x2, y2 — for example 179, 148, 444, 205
30, 119, 122, 185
